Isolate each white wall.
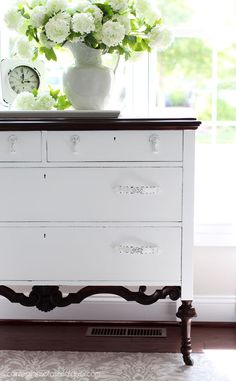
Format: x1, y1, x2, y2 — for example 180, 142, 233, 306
194, 246, 236, 295
193, 246, 236, 322
0, 246, 235, 322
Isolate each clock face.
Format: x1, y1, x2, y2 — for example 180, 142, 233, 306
8, 65, 40, 94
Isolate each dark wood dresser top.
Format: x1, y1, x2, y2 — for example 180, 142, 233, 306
0, 117, 201, 131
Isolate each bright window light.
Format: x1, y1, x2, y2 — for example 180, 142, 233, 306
203, 350, 236, 381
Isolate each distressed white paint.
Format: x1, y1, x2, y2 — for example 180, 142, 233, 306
0, 227, 181, 283
181, 131, 195, 300
0, 128, 196, 317
0, 131, 42, 162
0, 167, 182, 222
47, 130, 183, 162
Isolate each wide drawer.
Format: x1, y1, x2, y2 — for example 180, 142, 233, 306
0, 131, 42, 162
0, 227, 181, 283
0, 167, 182, 222
47, 131, 183, 162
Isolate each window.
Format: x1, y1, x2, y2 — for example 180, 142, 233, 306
1, 0, 236, 245
155, 0, 236, 246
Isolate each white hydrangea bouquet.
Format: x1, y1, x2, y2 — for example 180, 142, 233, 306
5, 0, 173, 61
12, 87, 71, 110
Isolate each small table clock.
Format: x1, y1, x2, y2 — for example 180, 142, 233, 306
0, 59, 44, 105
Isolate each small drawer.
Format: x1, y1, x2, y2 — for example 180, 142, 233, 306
47, 130, 183, 162
0, 227, 181, 283
0, 132, 42, 162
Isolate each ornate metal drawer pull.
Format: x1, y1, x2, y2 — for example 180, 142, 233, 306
114, 185, 159, 195
8, 135, 18, 154
71, 135, 80, 153
115, 244, 159, 256
149, 134, 159, 154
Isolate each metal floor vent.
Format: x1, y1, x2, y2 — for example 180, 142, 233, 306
86, 327, 167, 338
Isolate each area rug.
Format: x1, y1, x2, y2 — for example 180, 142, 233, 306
0, 350, 235, 381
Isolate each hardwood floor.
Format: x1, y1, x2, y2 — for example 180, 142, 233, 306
0, 321, 235, 352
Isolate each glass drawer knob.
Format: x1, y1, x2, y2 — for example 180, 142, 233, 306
8, 135, 18, 154
149, 134, 159, 154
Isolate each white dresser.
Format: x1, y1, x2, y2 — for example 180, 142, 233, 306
0, 117, 200, 365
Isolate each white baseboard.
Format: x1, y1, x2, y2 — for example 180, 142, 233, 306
0, 295, 177, 322
194, 295, 236, 322
0, 295, 235, 322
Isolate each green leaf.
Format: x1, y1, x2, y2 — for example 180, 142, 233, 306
19, 6, 30, 19
26, 26, 35, 41
129, 37, 150, 53
96, 3, 114, 17
100, 43, 108, 51
130, 19, 140, 32
124, 49, 131, 60
23, 12, 30, 19
108, 45, 131, 60
145, 25, 153, 33
32, 88, 38, 97
84, 33, 99, 49
43, 14, 51, 25
49, 86, 60, 100
126, 36, 137, 44
17, 4, 24, 11
140, 38, 150, 51
48, 86, 72, 110
55, 95, 72, 110
67, 8, 76, 16
124, 35, 137, 49
19, 7, 26, 17
68, 31, 82, 41
39, 47, 57, 61
26, 26, 39, 43
32, 48, 39, 61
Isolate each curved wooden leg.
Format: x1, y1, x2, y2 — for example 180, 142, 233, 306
176, 300, 197, 366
